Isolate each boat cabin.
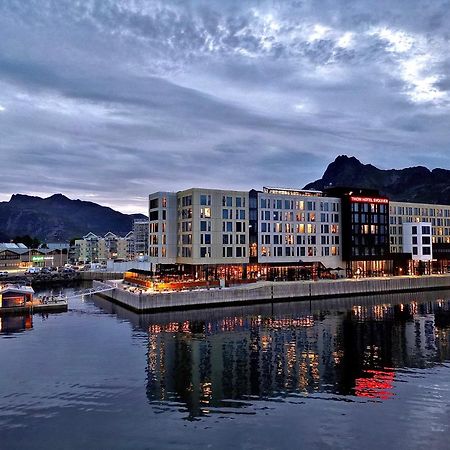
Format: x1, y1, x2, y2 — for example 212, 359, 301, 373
0, 285, 34, 308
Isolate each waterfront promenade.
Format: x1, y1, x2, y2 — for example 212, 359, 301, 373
95, 274, 450, 312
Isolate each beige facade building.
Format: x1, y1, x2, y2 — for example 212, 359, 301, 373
75, 231, 134, 263
148, 188, 249, 269
389, 201, 450, 253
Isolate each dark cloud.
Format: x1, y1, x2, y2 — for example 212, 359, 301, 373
0, 0, 449, 213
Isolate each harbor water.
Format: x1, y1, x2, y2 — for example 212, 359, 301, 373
1, 285, 450, 449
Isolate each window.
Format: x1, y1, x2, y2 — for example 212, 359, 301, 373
150, 198, 159, 209
182, 234, 192, 245
200, 247, 210, 257
149, 211, 159, 221
200, 207, 211, 218
239, 210, 245, 220
423, 247, 431, 255
201, 234, 211, 245
236, 197, 242, 207
223, 196, 233, 207
200, 221, 211, 232
422, 226, 431, 234
200, 194, 211, 206
412, 236, 417, 245
182, 196, 192, 207
412, 247, 418, 255
412, 226, 417, 234
422, 236, 431, 245
222, 209, 229, 219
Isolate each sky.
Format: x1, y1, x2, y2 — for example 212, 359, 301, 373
1, 0, 449, 214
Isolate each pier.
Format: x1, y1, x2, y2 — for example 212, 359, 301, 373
94, 274, 450, 312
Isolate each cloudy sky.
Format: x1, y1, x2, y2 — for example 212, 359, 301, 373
1, 0, 449, 213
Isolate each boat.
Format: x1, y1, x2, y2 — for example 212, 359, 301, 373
0, 283, 68, 314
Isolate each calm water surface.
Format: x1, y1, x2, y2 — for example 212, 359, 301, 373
1, 286, 450, 449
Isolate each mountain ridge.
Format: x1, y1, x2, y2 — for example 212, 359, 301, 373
304, 155, 450, 204
0, 193, 146, 242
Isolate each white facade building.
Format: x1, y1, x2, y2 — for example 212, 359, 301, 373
402, 222, 433, 261
256, 188, 343, 268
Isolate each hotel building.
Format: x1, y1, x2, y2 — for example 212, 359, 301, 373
324, 187, 393, 277
389, 201, 450, 274
148, 188, 249, 278
145, 185, 450, 280
249, 187, 343, 279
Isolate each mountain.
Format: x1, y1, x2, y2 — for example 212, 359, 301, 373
0, 193, 147, 242
304, 155, 450, 204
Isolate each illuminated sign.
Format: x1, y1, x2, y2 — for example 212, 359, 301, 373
350, 196, 389, 204
32, 256, 44, 262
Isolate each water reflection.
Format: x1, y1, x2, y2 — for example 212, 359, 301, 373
0, 314, 33, 334
92, 291, 450, 420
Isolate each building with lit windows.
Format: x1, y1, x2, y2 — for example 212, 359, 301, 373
74, 231, 134, 263
145, 185, 450, 280
148, 188, 249, 278
321, 187, 392, 276
133, 218, 149, 257
249, 187, 343, 280
389, 201, 450, 252
389, 201, 450, 274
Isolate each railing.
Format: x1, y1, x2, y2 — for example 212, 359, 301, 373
58, 282, 116, 300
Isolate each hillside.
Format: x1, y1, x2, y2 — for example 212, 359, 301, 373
304, 155, 450, 204
0, 193, 146, 241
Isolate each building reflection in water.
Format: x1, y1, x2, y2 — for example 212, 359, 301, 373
0, 314, 33, 334
88, 291, 450, 420
143, 296, 450, 419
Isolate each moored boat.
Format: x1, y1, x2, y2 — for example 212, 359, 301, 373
0, 283, 68, 314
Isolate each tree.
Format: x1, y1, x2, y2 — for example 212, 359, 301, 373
12, 235, 41, 249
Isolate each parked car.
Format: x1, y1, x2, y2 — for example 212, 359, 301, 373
26, 267, 41, 274
0, 270, 9, 277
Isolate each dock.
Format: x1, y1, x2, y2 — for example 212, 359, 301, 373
0, 300, 68, 315
94, 274, 450, 313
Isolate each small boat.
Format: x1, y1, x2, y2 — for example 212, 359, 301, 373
0, 283, 68, 314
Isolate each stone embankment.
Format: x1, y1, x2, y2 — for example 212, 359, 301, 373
95, 274, 450, 312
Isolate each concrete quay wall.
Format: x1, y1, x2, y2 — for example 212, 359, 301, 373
94, 275, 450, 312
